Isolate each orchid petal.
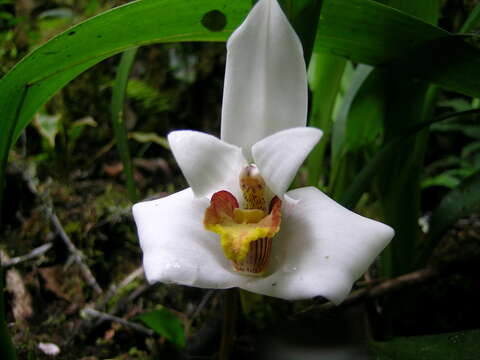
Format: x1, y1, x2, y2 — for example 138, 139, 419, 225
134, 188, 393, 303
221, 0, 308, 159
168, 131, 247, 199
133, 188, 245, 288
252, 127, 323, 197
241, 187, 394, 303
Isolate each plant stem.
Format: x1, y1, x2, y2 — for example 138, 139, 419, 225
219, 288, 237, 360
111, 47, 139, 203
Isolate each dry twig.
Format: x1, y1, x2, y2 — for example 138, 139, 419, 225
100, 266, 144, 308
1, 243, 53, 269
82, 308, 153, 336
294, 267, 440, 317
50, 212, 103, 295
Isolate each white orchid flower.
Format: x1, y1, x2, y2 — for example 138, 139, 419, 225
133, 0, 394, 304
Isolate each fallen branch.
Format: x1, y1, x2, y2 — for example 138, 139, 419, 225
294, 267, 439, 317
1, 243, 53, 269
72, 265, 149, 336
50, 212, 103, 295
82, 308, 153, 336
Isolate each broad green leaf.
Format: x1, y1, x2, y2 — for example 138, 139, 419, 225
370, 329, 480, 360
385, 0, 440, 25
111, 48, 138, 202
138, 307, 185, 347
316, 0, 480, 100
315, 0, 447, 65
389, 35, 480, 98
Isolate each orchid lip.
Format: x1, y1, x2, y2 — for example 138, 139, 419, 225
203, 165, 282, 275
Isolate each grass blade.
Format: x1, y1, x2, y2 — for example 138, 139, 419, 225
111, 48, 138, 202
460, 2, 480, 33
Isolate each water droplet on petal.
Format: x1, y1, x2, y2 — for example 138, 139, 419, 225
164, 260, 197, 286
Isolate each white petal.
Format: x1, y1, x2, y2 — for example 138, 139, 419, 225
221, 0, 308, 159
133, 189, 245, 289
241, 187, 394, 303
168, 131, 247, 199
252, 127, 323, 197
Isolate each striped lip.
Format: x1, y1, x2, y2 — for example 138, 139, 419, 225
203, 167, 282, 275
232, 237, 272, 274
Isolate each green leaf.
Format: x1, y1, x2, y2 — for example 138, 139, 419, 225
343, 67, 385, 153
331, 65, 372, 161
432, 120, 480, 140
138, 307, 185, 347
389, 35, 480, 98
315, 0, 447, 65
421, 173, 461, 190
460, 2, 480, 33
306, 52, 346, 186
111, 48, 138, 203
370, 329, 480, 360
329, 64, 388, 201
129, 132, 170, 150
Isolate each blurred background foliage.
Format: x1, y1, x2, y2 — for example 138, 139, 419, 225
0, 0, 480, 359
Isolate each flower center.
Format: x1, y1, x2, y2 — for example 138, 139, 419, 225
203, 165, 282, 274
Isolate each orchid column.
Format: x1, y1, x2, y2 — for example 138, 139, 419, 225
133, 0, 393, 306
